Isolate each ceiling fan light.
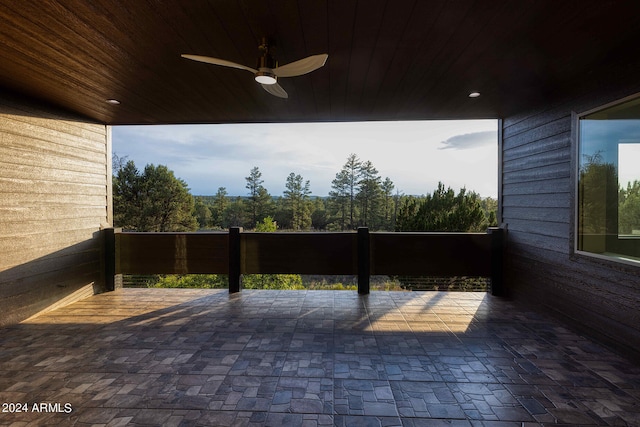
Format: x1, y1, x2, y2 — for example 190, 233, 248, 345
255, 69, 277, 85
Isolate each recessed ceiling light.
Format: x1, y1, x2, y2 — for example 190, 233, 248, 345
468, 92, 481, 98
106, 99, 121, 105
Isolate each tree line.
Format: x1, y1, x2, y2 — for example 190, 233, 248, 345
113, 153, 498, 233
579, 152, 640, 235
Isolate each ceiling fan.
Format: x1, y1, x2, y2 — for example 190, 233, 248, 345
181, 38, 328, 99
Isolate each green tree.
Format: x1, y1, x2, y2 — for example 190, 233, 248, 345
255, 187, 273, 225
211, 187, 229, 228
255, 215, 277, 232
223, 196, 246, 228
330, 154, 362, 230
113, 160, 197, 232
480, 196, 498, 228
311, 197, 329, 230
113, 160, 143, 230
194, 197, 213, 229
283, 173, 312, 230
356, 160, 382, 228
329, 169, 350, 230
272, 196, 289, 230
139, 164, 198, 232
579, 153, 618, 234
619, 180, 640, 234
395, 182, 486, 232
245, 167, 273, 228
380, 177, 396, 230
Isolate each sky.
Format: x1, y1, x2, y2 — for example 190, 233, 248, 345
112, 120, 498, 198
618, 143, 640, 187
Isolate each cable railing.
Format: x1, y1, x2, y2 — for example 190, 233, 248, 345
105, 227, 505, 295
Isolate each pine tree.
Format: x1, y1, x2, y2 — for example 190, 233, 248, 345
329, 169, 350, 230
380, 177, 395, 230
329, 154, 361, 230
113, 160, 142, 231
311, 198, 329, 230
113, 160, 197, 232
211, 187, 228, 228
139, 164, 198, 232
579, 152, 618, 234
395, 182, 485, 232
245, 166, 272, 227
194, 197, 212, 229
356, 160, 382, 228
283, 173, 312, 230
224, 196, 246, 228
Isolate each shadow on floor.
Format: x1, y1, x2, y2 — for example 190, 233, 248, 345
1, 289, 639, 426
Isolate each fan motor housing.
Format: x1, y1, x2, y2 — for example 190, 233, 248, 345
255, 54, 278, 84
255, 69, 277, 84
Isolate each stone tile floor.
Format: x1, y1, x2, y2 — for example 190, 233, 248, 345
1, 289, 640, 426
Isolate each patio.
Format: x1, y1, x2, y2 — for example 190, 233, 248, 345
1, 289, 639, 426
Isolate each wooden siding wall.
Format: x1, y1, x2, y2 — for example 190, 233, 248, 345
501, 86, 640, 358
0, 93, 110, 326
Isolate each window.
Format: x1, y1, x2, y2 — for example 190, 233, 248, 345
577, 96, 640, 264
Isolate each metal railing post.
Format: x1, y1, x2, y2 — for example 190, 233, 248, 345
229, 227, 242, 293
358, 227, 370, 295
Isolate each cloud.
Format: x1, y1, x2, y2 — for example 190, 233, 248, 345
439, 130, 496, 150
113, 121, 498, 197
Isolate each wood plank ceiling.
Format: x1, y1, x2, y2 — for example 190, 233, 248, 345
1, 0, 639, 125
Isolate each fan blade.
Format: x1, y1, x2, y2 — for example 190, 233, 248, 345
181, 54, 257, 73
261, 82, 288, 98
273, 54, 328, 78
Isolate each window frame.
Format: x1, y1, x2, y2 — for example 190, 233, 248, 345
574, 93, 640, 267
